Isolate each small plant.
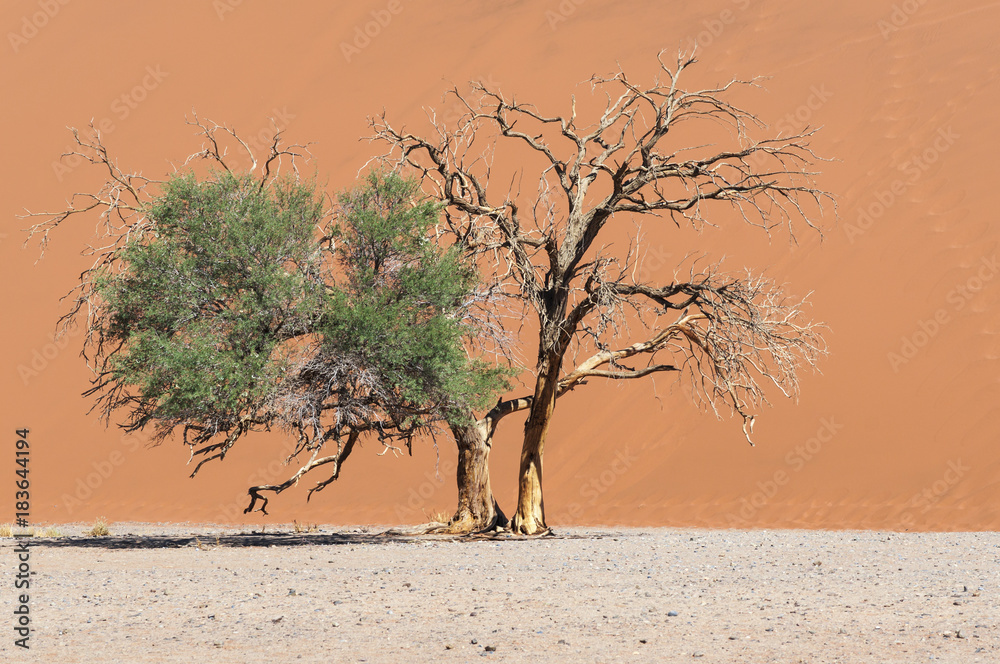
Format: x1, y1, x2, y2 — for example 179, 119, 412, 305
87, 517, 110, 537
428, 510, 452, 524
293, 520, 318, 533
42, 526, 61, 537
0, 524, 37, 537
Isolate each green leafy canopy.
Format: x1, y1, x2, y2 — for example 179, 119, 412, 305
91, 169, 509, 440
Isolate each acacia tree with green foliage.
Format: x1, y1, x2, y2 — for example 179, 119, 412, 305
25, 118, 511, 518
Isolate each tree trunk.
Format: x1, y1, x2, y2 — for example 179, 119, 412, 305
446, 419, 508, 534
510, 352, 562, 535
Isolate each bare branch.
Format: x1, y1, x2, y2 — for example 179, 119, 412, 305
243, 429, 360, 515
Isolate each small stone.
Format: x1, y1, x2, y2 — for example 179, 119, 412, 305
271, 616, 284, 624
667, 611, 679, 617
445, 644, 453, 650
942, 631, 954, 638
639, 639, 647, 644
956, 629, 966, 639
692, 652, 705, 658
332, 622, 340, 628
484, 645, 497, 652
471, 638, 478, 645
558, 639, 569, 645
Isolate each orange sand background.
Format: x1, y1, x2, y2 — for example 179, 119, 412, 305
2, 0, 999, 530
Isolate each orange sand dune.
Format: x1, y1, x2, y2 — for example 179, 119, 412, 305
3, 0, 999, 531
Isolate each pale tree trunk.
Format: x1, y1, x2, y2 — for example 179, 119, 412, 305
445, 419, 508, 534
510, 351, 562, 535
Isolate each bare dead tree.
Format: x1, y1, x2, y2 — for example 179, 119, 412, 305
369, 52, 832, 534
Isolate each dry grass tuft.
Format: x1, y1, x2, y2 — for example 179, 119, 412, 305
429, 510, 452, 524
293, 520, 319, 533
87, 517, 110, 537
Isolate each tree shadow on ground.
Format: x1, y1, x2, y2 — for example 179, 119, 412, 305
18, 527, 597, 550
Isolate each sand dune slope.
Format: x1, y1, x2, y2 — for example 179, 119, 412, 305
2, 0, 999, 530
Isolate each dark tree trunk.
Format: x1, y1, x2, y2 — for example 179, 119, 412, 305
446, 419, 507, 534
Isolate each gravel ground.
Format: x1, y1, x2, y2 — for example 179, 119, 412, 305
0, 524, 997, 663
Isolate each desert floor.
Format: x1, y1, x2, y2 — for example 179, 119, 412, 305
0, 524, 997, 663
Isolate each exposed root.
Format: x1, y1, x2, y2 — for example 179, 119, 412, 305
389, 500, 511, 537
